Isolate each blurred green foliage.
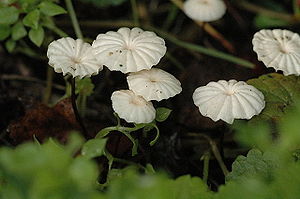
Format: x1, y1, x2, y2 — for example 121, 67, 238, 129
79, 0, 128, 8
0, 0, 66, 50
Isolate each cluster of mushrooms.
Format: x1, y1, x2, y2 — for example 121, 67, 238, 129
47, 27, 182, 124
47, 0, 300, 126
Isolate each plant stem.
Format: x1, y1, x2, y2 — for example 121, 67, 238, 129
71, 78, 89, 138
130, 0, 139, 26
44, 23, 68, 37
237, 0, 295, 22
147, 26, 254, 68
165, 52, 185, 71
163, 4, 179, 30
43, 66, 54, 104
1, 74, 65, 90
202, 151, 210, 184
187, 133, 229, 176
65, 0, 83, 39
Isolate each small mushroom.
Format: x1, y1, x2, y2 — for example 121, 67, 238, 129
47, 37, 103, 79
127, 68, 182, 101
111, 90, 156, 124
183, 0, 226, 22
252, 29, 300, 76
92, 27, 167, 74
192, 80, 265, 124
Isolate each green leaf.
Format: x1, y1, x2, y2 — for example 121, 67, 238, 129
23, 9, 40, 29
5, 39, 16, 52
38, 1, 67, 16
247, 73, 300, 122
79, 0, 128, 7
0, 25, 11, 41
226, 149, 279, 183
155, 107, 172, 122
0, 7, 19, 25
29, 26, 44, 46
81, 138, 107, 159
11, 21, 27, 40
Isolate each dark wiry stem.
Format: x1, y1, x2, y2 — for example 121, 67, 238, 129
71, 78, 89, 138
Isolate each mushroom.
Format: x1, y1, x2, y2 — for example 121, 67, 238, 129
127, 68, 182, 101
183, 0, 226, 22
192, 80, 265, 124
252, 29, 300, 76
47, 37, 103, 79
111, 90, 156, 124
92, 27, 167, 74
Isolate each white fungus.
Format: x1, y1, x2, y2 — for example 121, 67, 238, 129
192, 80, 265, 124
47, 37, 102, 79
252, 29, 300, 76
127, 68, 182, 101
92, 27, 167, 74
111, 90, 156, 124
183, 0, 226, 22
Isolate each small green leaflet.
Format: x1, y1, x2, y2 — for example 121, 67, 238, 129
11, 21, 27, 40
29, 26, 44, 47
38, 1, 67, 16
81, 138, 107, 159
23, 9, 40, 29
0, 7, 19, 25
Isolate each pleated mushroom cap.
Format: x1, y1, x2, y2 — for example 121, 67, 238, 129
183, 0, 226, 22
47, 37, 103, 79
253, 29, 300, 76
92, 27, 167, 74
111, 90, 156, 124
192, 80, 265, 124
127, 68, 182, 101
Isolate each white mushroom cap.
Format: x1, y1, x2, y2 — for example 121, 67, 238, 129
192, 80, 265, 124
253, 29, 300, 76
111, 90, 156, 124
127, 68, 182, 101
92, 27, 167, 74
183, 0, 226, 22
47, 37, 103, 79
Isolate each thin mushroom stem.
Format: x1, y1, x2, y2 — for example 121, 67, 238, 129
71, 78, 89, 138
169, 0, 235, 53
